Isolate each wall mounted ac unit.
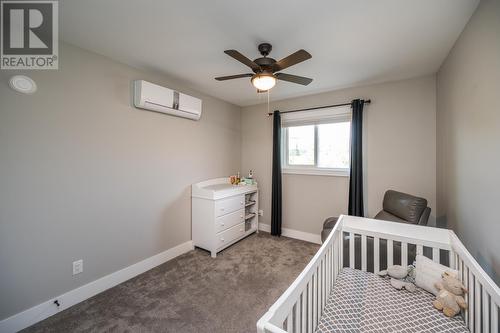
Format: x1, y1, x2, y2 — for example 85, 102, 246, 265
133, 80, 202, 120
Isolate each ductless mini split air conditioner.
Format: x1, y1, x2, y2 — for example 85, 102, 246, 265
133, 80, 202, 120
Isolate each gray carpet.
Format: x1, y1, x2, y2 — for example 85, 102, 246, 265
23, 232, 319, 333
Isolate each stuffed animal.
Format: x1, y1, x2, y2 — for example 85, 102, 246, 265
433, 271, 468, 317
378, 265, 416, 292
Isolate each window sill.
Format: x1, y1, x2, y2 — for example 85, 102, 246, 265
282, 168, 349, 177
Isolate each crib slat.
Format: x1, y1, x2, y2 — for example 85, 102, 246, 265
461, 260, 465, 282
492, 301, 498, 333
299, 289, 307, 333
482, 288, 489, 333
374, 237, 380, 273
387, 239, 393, 267
340, 233, 344, 269
339, 233, 343, 272
321, 261, 328, 314
432, 248, 439, 263
294, 300, 299, 333
328, 248, 332, 293
316, 265, 321, 324
317, 266, 321, 327
323, 257, 327, 305
401, 242, 408, 267
416, 244, 423, 256
324, 255, 328, 299
326, 250, 330, 296
308, 282, 312, 333
318, 263, 321, 320
349, 232, 355, 268
327, 249, 330, 293
331, 244, 334, 286
361, 235, 367, 271
333, 238, 339, 283
458, 258, 463, 282
475, 279, 481, 333
287, 310, 292, 332
319, 261, 324, 317
325, 253, 328, 287
331, 246, 335, 286
464, 266, 469, 327
450, 251, 456, 269
469, 270, 474, 332
313, 270, 318, 330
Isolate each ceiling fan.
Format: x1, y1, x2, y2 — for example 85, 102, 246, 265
215, 43, 312, 92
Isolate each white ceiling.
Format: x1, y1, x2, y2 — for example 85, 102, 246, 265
60, 0, 478, 106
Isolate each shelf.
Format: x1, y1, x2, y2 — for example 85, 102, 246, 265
244, 227, 257, 236
245, 200, 256, 207
245, 213, 256, 220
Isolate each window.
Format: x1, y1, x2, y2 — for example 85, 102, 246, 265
282, 107, 351, 176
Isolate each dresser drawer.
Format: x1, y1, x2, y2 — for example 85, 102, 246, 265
216, 222, 245, 249
215, 209, 244, 233
215, 195, 244, 217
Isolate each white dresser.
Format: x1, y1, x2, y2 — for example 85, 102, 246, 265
192, 178, 259, 257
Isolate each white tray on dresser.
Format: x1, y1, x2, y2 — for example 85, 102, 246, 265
192, 178, 259, 257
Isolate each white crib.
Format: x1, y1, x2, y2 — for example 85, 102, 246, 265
257, 215, 500, 333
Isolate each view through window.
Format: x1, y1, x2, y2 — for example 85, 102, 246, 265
284, 119, 351, 174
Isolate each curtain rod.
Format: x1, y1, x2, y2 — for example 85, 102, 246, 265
266, 99, 371, 116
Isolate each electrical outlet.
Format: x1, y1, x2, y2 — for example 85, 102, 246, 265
72, 259, 83, 275
258, 209, 263, 216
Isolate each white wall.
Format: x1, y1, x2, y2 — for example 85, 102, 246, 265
242, 76, 437, 235
437, 0, 500, 284
0, 43, 241, 320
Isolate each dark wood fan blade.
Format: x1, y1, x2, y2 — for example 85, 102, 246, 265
224, 50, 261, 72
275, 73, 313, 85
273, 50, 312, 72
215, 73, 253, 81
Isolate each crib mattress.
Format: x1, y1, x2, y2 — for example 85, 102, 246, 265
316, 268, 468, 333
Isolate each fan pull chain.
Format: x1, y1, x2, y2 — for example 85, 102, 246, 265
267, 89, 270, 114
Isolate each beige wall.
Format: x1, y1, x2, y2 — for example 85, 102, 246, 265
242, 76, 437, 235
437, 0, 500, 284
0, 43, 241, 319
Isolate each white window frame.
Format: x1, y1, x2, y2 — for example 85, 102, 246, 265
281, 106, 351, 177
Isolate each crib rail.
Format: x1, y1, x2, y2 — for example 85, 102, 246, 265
256, 216, 344, 333
450, 233, 500, 333
342, 216, 453, 272
257, 215, 500, 333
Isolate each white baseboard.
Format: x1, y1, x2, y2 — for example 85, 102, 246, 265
0, 240, 194, 333
259, 223, 322, 244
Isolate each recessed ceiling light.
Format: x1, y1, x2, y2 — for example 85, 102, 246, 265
9, 75, 37, 94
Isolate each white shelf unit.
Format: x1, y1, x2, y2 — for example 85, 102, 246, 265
192, 178, 259, 258
244, 191, 258, 232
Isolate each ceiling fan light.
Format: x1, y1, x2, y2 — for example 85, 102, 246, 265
251, 73, 276, 91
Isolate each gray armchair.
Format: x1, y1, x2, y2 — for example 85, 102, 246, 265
321, 190, 432, 269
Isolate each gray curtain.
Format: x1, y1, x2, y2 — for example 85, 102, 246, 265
348, 99, 365, 217
271, 111, 282, 236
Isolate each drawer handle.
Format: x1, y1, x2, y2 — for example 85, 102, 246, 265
240, 215, 243, 218
221, 238, 224, 242
221, 222, 225, 226
240, 201, 243, 205
239, 228, 243, 232
220, 208, 225, 212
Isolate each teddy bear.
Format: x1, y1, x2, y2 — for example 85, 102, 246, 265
433, 271, 468, 317
378, 265, 416, 292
